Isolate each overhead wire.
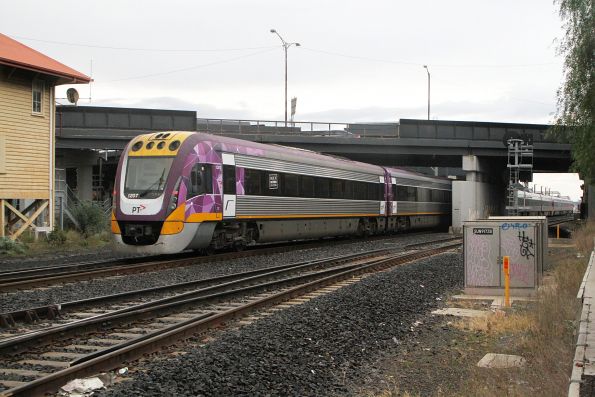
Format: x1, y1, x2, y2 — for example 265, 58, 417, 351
104, 47, 277, 82
300, 47, 558, 68
10, 34, 278, 53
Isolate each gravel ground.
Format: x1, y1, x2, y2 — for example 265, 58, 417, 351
97, 250, 463, 397
0, 233, 451, 313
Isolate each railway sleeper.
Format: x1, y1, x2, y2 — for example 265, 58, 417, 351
0, 315, 15, 328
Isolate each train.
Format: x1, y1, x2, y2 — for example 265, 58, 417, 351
510, 188, 575, 216
111, 131, 452, 255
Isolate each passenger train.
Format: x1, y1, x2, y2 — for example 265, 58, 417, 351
510, 188, 575, 216
112, 131, 452, 254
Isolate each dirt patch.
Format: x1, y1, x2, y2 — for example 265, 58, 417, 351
346, 313, 492, 397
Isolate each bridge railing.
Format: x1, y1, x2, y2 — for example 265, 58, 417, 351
196, 118, 359, 137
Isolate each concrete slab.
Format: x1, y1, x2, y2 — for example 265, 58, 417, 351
40, 351, 82, 360
0, 380, 26, 388
18, 359, 70, 368
0, 368, 48, 377
432, 308, 488, 318
477, 353, 526, 368
452, 294, 534, 302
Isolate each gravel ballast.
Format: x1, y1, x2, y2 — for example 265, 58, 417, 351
100, 251, 463, 397
0, 233, 450, 313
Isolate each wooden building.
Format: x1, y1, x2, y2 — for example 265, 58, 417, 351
0, 33, 90, 239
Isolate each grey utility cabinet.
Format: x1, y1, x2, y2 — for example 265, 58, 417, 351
463, 216, 547, 296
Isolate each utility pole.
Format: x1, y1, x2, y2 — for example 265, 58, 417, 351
270, 29, 300, 127
423, 65, 430, 120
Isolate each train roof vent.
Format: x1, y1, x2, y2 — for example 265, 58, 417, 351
155, 133, 163, 139
162, 133, 171, 139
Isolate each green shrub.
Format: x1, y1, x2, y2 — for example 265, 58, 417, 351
70, 201, 109, 237
0, 237, 26, 255
47, 229, 67, 246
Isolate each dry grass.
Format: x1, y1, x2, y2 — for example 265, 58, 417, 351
574, 220, 595, 254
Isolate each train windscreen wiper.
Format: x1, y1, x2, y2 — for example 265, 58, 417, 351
138, 169, 166, 198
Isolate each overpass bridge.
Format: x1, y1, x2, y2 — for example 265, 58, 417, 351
56, 106, 571, 171
55, 106, 586, 229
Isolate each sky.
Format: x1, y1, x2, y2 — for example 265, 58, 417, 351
0, 0, 583, 200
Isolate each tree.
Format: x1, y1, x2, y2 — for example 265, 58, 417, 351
554, 0, 594, 182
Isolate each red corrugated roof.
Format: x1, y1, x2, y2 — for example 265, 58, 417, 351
0, 33, 91, 84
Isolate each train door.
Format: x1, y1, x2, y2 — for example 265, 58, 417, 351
379, 176, 386, 215
391, 177, 397, 215
222, 153, 236, 218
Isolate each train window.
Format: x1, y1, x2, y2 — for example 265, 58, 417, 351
300, 175, 315, 198
330, 179, 344, 199
406, 186, 417, 201
285, 173, 299, 197
367, 183, 377, 200
396, 185, 407, 201
344, 180, 354, 200
354, 182, 367, 200
418, 188, 430, 202
316, 177, 330, 198
223, 165, 236, 195
188, 164, 213, 197
244, 168, 262, 195
391, 184, 397, 200
124, 156, 174, 199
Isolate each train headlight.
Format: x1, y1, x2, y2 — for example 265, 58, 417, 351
169, 190, 179, 211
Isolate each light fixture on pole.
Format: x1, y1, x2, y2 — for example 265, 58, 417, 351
270, 29, 300, 127
423, 65, 430, 120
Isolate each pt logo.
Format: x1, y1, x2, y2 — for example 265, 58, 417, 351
131, 204, 146, 214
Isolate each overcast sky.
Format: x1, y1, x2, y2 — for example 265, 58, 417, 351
1, 0, 583, 200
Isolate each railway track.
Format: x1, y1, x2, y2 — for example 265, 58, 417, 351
0, 238, 460, 396
0, 233, 448, 292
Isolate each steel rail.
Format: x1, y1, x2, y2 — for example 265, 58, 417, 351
0, 248, 402, 353
0, 248, 393, 326
0, 233, 429, 292
1, 242, 460, 397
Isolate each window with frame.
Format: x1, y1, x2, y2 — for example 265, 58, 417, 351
188, 164, 213, 197
244, 168, 263, 195
32, 80, 44, 114
316, 177, 330, 198
300, 175, 315, 198
284, 173, 299, 197
223, 165, 236, 194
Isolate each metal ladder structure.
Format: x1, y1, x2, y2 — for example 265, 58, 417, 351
506, 138, 534, 215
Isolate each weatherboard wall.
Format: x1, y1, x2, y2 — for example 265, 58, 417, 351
0, 67, 53, 200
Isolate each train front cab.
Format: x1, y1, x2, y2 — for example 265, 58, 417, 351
112, 132, 220, 255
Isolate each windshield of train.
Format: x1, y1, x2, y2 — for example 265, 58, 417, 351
124, 157, 174, 199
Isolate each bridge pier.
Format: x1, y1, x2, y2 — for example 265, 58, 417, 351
451, 155, 504, 233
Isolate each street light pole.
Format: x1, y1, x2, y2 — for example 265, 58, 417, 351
423, 65, 430, 120
270, 29, 300, 127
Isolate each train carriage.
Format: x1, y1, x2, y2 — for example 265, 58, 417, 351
385, 168, 452, 232
512, 189, 575, 216
112, 131, 453, 255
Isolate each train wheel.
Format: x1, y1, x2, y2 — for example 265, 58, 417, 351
234, 241, 246, 252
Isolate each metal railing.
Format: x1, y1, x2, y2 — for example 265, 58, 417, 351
196, 118, 358, 137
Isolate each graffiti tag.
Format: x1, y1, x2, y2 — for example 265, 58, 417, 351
517, 230, 535, 259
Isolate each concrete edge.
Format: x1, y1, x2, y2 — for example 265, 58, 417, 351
569, 249, 595, 397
